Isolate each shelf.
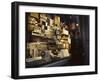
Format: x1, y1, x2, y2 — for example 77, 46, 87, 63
32, 33, 54, 40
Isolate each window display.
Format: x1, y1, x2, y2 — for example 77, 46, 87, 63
25, 12, 88, 68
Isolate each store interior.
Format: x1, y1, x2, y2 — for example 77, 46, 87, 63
25, 12, 89, 68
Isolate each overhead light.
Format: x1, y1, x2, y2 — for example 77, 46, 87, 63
76, 23, 79, 26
